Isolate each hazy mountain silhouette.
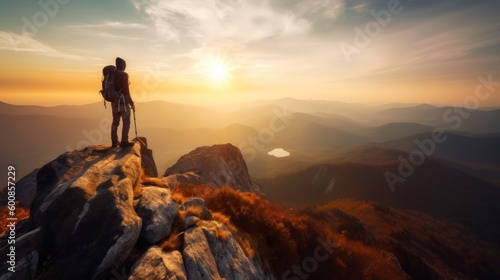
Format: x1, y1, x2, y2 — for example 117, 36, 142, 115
228, 97, 372, 117
0, 101, 108, 120
363, 104, 500, 134
0, 114, 107, 179
376, 131, 500, 185
380, 132, 500, 165
0, 101, 226, 130
259, 151, 500, 244
364, 122, 434, 142
5, 99, 500, 190
283, 112, 368, 134
277, 122, 365, 149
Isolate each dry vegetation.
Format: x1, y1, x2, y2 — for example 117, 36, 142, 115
172, 184, 407, 279
0, 204, 30, 235
5, 176, 493, 279
303, 199, 500, 279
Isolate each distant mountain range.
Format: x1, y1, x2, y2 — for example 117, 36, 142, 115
2, 98, 499, 181
260, 150, 500, 243
2, 97, 500, 279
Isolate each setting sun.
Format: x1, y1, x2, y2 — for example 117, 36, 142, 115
209, 60, 228, 84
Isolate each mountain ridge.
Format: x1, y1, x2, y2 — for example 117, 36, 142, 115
2, 140, 500, 279
260, 154, 500, 244
1, 141, 276, 280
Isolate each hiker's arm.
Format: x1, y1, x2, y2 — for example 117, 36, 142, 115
122, 73, 134, 107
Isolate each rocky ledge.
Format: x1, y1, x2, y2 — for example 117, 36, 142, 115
0, 140, 273, 280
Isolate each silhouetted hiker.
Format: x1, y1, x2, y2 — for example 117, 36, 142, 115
112, 57, 135, 147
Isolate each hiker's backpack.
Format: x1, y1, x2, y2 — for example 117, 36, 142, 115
100, 65, 122, 103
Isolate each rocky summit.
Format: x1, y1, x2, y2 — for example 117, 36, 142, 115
163, 144, 266, 195
0, 140, 273, 280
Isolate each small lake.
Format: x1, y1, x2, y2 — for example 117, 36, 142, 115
268, 148, 290, 158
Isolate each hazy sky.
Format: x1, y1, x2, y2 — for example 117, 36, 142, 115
1, 0, 499, 106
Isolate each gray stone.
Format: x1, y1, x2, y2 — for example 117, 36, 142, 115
181, 197, 213, 220
136, 187, 178, 244
130, 247, 187, 280
184, 216, 201, 230
182, 224, 221, 280
183, 221, 269, 280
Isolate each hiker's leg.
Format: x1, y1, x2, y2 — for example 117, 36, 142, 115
121, 109, 131, 143
111, 111, 120, 144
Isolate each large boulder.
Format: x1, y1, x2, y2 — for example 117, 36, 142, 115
135, 187, 178, 245
182, 220, 268, 280
28, 144, 143, 280
164, 144, 266, 195
129, 247, 187, 280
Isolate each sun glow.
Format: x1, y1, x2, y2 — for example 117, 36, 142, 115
209, 60, 228, 84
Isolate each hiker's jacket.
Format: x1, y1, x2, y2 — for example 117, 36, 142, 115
113, 57, 134, 112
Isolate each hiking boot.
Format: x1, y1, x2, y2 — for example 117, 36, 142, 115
120, 141, 135, 147
112, 141, 119, 147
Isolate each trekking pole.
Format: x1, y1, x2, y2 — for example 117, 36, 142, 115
132, 107, 146, 146
133, 108, 138, 139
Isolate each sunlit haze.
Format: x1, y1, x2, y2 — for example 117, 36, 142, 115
209, 60, 228, 84
1, 0, 499, 106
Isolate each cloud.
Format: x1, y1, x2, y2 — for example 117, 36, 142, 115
67, 21, 150, 40
338, 14, 500, 82
69, 21, 149, 30
126, 0, 347, 83
116, 0, 351, 93
130, 0, 312, 43
349, 3, 369, 14
295, 0, 345, 20
0, 31, 82, 59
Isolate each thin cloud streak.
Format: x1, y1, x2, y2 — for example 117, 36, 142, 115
68, 21, 149, 30
0, 31, 83, 60
67, 21, 150, 40
295, 0, 345, 20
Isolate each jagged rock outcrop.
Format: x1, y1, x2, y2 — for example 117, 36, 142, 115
164, 144, 266, 195
29, 144, 143, 280
0, 140, 274, 280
